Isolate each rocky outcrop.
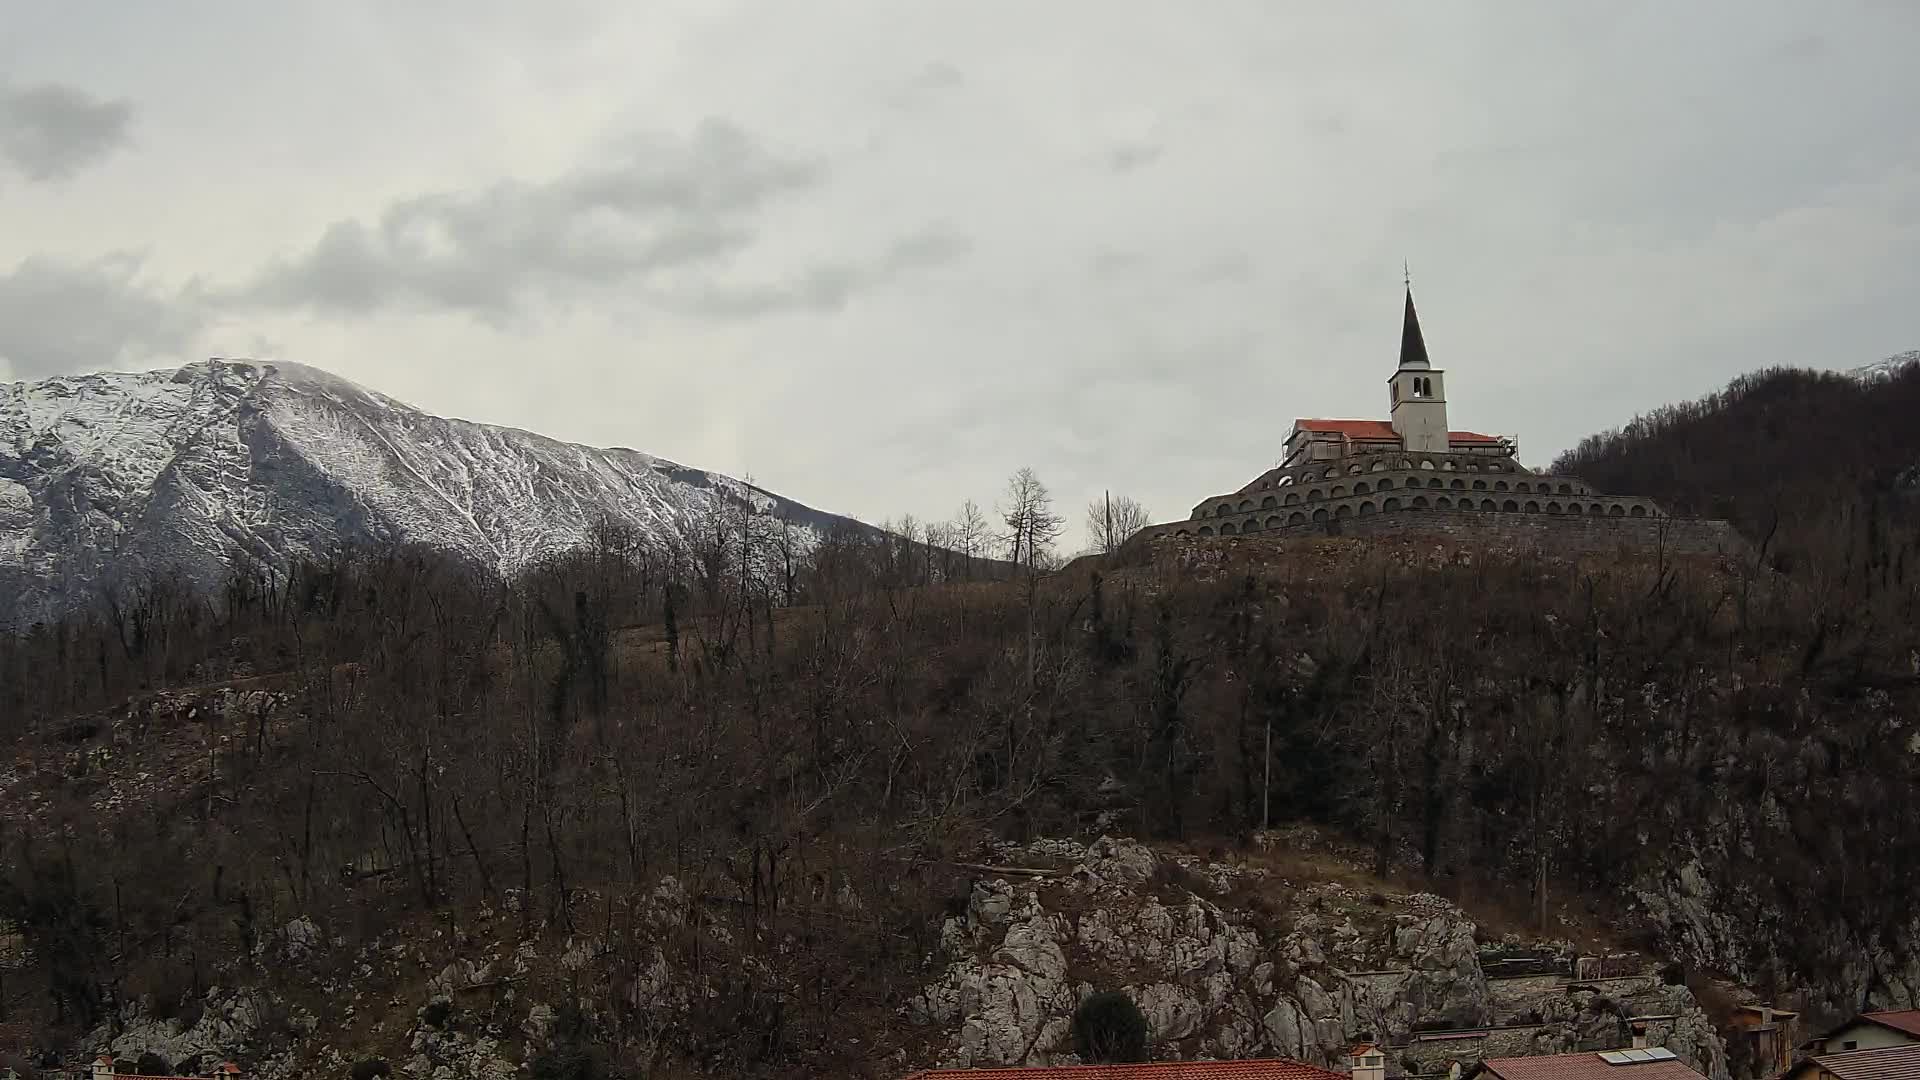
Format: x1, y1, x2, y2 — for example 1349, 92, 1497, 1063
0, 682, 302, 829
1635, 849, 1920, 1020
402, 1024, 517, 1080
908, 838, 1729, 1078
91, 988, 304, 1075
71, 837, 1732, 1080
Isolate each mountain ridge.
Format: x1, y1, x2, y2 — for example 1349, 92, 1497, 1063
0, 358, 869, 626
1848, 348, 1920, 380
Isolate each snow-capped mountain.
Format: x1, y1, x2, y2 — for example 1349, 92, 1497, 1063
1849, 349, 1920, 381
1, 359, 869, 626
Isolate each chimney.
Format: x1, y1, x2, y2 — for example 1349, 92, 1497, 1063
1352, 1040, 1386, 1080
1631, 1023, 1649, 1050
92, 1057, 116, 1080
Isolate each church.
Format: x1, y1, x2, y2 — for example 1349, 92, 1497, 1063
1132, 287, 1684, 545
1281, 289, 1514, 466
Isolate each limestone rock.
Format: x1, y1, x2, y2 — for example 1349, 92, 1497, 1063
427, 958, 490, 996
1400, 915, 1491, 1028
1297, 976, 1338, 1021
279, 916, 322, 964
1079, 836, 1160, 886
906, 835, 1733, 1075
521, 1004, 556, 1046
1133, 982, 1207, 1042
1262, 997, 1312, 1058
97, 988, 271, 1069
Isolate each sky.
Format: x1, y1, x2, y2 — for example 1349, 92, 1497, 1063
3, 2, 1918, 547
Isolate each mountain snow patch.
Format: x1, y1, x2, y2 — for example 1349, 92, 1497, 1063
1, 359, 869, 625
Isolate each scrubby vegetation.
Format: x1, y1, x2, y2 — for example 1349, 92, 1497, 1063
1073, 991, 1150, 1064
0, 365, 1916, 1075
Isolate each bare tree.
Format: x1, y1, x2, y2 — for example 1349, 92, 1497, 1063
1085, 492, 1151, 554
924, 521, 952, 582
773, 510, 804, 607
999, 467, 1065, 577
954, 499, 991, 580
894, 513, 922, 588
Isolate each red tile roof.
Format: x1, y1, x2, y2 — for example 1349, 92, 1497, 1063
1809, 1044, 1920, 1080
1864, 1012, 1920, 1039
1478, 1052, 1707, 1080
1294, 419, 1400, 440
900, 1059, 1349, 1080
1290, 419, 1504, 445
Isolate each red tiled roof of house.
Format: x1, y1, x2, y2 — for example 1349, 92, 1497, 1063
1295, 419, 1401, 440
1290, 419, 1504, 445
1478, 1052, 1707, 1080
1863, 1012, 1920, 1038
900, 1059, 1350, 1080
1810, 1043, 1920, 1080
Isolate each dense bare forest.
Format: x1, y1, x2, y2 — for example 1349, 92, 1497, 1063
1554, 363, 1920, 564
2, 367, 1919, 1077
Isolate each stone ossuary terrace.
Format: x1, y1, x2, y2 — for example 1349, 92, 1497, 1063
1159, 451, 1665, 540
1132, 286, 1733, 554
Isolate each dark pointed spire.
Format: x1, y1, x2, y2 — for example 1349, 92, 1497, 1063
1399, 284, 1431, 370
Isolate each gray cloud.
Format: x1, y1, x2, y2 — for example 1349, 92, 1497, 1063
904, 62, 963, 95
1195, 253, 1253, 283
4, 2, 1918, 550
1774, 34, 1826, 62
0, 255, 202, 380
241, 120, 823, 321
0, 81, 134, 182
661, 227, 971, 320
1104, 143, 1162, 173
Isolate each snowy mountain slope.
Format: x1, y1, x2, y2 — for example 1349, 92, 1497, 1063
0, 359, 870, 626
1848, 349, 1919, 380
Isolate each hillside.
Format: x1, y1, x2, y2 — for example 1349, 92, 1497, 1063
1552, 354, 1920, 561
0, 362, 1917, 1077
1, 523, 1916, 1076
0, 360, 872, 629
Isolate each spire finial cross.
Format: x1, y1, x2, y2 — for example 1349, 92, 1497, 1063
1404, 261, 1411, 289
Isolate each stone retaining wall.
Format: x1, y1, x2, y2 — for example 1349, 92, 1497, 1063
1139, 507, 1744, 558
1311, 508, 1744, 556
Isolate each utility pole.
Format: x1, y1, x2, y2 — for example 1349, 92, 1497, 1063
1104, 490, 1112, 553
1262, 717, 1272, 832
1537, 850, 1549, 931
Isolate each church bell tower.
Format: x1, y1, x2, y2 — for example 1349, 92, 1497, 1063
1388, 285, 1449, 453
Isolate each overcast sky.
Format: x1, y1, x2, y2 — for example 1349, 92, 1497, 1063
3, 2, 1917, 544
